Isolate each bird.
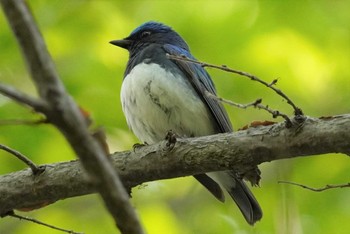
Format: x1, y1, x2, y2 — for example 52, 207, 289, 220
110, 21, 262, 225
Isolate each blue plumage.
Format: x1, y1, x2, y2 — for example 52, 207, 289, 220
110, 21, 262, 225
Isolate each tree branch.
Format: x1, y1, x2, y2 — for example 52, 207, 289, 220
6, 211, 83, 234
205, 91, 293, 126
1, 114, 349, 215
0, 144, 45, 175
0, 82, 46, 112
0, 0, 143, 233
278, 181, 350, 192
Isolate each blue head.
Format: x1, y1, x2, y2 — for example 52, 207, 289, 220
110, 21, 189, 54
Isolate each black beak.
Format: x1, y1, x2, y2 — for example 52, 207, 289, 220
109, 39, 132, 50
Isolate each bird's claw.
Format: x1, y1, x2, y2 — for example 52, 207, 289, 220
133, 142, 148, 152
165, 130, 177, 150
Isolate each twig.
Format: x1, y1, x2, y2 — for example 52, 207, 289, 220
7, 211, 83, 234
205, 91, 292, 126
205, 91, 262, 109
167, 54, 304, 116
255, 104, 292, 127
278, 181, 350, 192
0, 144, 45, 175
0, 83, 46, 112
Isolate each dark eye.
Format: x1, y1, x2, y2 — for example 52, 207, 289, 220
140, 31, 151, 38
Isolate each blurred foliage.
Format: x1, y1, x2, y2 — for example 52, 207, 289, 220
0, 0, 349, 233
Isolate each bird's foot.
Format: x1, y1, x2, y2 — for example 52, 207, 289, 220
133, 142, 148, 152
165, 130, 177, 150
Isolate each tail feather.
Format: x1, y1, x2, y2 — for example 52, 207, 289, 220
193, 174, 225, 202
227, 178, 262, 225
208, 171, 262, 225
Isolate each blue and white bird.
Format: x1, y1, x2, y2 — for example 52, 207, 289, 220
110, 21, 262, 225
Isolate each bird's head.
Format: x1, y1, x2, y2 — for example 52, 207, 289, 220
110, 21, 189, 53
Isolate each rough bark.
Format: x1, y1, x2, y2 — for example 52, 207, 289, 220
0, 0, 144, 233
1, 114, 349, 216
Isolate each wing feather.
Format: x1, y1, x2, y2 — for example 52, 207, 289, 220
163, 44, 232, 133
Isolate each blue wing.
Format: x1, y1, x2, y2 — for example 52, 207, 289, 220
163, 44, 233, 133
163, 45, 263, 224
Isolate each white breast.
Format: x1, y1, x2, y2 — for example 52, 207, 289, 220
120, 62, 216, 144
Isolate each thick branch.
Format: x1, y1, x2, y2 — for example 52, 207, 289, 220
0, 0, 143, 233
1, 115, 349, 215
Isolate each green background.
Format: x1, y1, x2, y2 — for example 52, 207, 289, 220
1, 0, 349, 233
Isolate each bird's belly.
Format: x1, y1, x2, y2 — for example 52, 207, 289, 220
120, 62, 216, 144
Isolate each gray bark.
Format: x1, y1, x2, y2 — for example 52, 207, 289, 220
1, 114, 349, 216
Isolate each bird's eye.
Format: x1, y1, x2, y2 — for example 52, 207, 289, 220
141, 31, 151, 38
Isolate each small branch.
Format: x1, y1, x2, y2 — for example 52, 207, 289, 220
7, 211, 83, 234
0, 83, 46, 112
0, 144, 45, 175
255, 104, 292, 127
205, 90, 262, 109
278, 181, 350, 192
205, 91, 292, 126
167, 54, 303, 116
